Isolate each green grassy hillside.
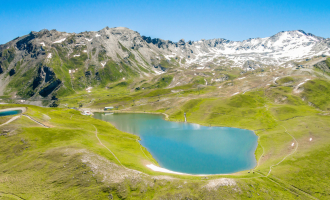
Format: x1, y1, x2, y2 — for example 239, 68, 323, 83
1, 104, 302, 199
302, 79, 330, 110
326, 58, 330, 68
2, 68, 330, 199
99, 77, 330, 199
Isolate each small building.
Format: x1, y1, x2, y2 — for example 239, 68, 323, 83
104, 107, 114, 111
82, 110, 91, 115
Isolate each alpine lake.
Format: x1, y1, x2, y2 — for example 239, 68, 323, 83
94, 113, 258, 175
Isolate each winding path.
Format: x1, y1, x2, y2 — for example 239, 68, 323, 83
255, 141, 265, 169
92, 125, 126, 168
22, 114, 49, 128
254, 106, 319, 199
262, 105, 299, 176
0, 115, 21, 127
266, 125, 299, 176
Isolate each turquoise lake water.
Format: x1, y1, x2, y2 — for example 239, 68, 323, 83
0, 110, 22, 117
94, 113, 258, 174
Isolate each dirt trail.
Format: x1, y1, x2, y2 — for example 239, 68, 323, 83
255, 142, 265, 169
0, 115, 20, 127
22, 114, 49, 128
300, 68, 330, 80
266, 125, 298, 176
254, 106, 319, 199
305, 57, 327, 66
92, 125, 126, 168
262, 105, 299, 176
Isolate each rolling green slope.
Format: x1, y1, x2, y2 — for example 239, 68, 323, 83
0, 104, 299, 199
2, 75, 330, 199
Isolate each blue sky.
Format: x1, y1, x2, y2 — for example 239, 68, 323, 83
0, 0, 329, 44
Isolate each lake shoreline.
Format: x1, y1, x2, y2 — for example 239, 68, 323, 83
92, 109, 256, 132
94, 112, 259, 176
0, 107, 26, 114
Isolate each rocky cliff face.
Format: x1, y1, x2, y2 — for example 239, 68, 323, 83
0, 27, 180, 101
0, 27, 329, 102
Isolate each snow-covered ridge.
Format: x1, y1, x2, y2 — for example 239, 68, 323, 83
163, 30, 330, 68
6, 27, 329, 74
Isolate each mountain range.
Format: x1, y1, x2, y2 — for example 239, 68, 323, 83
0, 27, 329, 103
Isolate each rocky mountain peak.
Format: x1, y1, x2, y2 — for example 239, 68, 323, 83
0, 27, 329, 102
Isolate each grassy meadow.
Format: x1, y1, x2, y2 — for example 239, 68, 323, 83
2, 66, 330, 199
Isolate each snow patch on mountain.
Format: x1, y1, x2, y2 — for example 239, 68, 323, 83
163, 30, 330, 68
53, 38, 66, 44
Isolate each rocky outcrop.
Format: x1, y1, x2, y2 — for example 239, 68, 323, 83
177, 39, 185, 46
155, 64, 168, 71
16, 32, 37, 53
242, 60, 264, 70
44, 67, 55, 82
9, 69, 15, 76
314, 60, 330, 72
32, 73, 43, 90
31, 66, 56, 91
214, 74, 229, 82
39, 79, 62, 97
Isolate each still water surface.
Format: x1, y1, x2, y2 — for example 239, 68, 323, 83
94, 113, 258, 174
0, 110, 22, 117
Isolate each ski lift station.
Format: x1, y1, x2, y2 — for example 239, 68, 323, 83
104, 107, 114, 111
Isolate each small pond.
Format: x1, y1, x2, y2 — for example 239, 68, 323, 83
94, 113, 258, 174
0, 110, 22, 117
